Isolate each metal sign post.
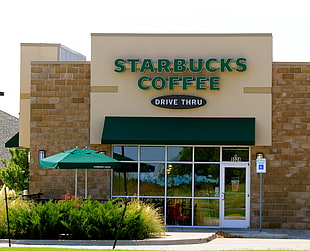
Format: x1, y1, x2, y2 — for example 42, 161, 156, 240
259, 172, 263, 231
256, 153, 266, 232
4, 187, 11, 247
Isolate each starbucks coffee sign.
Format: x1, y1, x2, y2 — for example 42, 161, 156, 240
114, 57, 247, 109
114, 57, 247, 91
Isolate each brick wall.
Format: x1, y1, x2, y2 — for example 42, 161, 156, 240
251, 63, 310, 229
30, 62, 111, 200
30, 61, 310, 228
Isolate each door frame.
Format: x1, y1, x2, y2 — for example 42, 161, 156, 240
220, 162, 250, 228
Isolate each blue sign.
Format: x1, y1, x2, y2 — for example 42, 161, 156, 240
256, 158, 266, 173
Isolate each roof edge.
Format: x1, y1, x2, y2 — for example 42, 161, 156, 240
91, 33, 272, 37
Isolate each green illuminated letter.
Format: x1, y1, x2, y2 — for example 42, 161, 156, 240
127, 59, 140, 72
140, 59, 155, 73
182, 76, 193, 90
174, 59, 187, 73
205, 58, 218, 73
189, 59, 203, 73
114, 59, 126, 73
137, 76, 151, 90
158, 59, 171, 73
196, 76, 207, 90
220, 58, 233, 72
236, 58, 247, 72
152, 76, 166, 90
210, 76, 220, 90
168, 76, 179, 90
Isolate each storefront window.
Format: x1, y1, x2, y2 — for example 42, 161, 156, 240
112, 166, 138, 196
113, 146, 138, 161
166, 198, 192, 226
194, 164, 220, 197
140, 163, 165, 196
168, 147, 192, 161
222, 147, 249, 162
140, 146, 165, 161
112, 145, 249, 227
167, 163, 192, 197
194, 199, 219, 226
195, 147, 220, 162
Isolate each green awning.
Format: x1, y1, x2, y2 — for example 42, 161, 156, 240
102, 117, 255, 145
5, 132, 19, 148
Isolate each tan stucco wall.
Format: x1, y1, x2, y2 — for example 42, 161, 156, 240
19, 43, 86, 148
90, 33, 272, 145
19, 44, 61, 148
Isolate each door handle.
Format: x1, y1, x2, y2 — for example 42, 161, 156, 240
221, 192, 225, 200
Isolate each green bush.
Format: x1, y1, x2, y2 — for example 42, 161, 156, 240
6, 197, 165, 240
0, 190, 33, 238
0, 148, 29, 193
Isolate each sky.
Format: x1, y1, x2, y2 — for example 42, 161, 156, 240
1, 0, 310, 117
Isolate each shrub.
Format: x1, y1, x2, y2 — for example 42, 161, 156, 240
120, 200, 165, 240
0, 186, 33, 238
7, 197, 165, 240
0, 148, 29, 193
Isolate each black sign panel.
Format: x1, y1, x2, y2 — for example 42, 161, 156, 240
151, 95, 207, 109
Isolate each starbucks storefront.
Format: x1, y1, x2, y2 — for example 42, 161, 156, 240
90, 33, 271, 228
102, 116, 255, 227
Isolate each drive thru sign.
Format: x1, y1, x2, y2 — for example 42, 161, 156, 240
256, 158, 266, 173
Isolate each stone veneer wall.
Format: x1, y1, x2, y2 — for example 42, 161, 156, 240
251, 63, 310, 229
30, 61, 310, 228
30, 62, 111, 200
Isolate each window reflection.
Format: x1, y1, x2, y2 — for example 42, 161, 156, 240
167, 164, 192, 197
194, 147, 220, 162
140, 146, 165, 161
194, 199, 219, 226
167, 198, 191, 226
112, 167, 138, 196
140, 163, 165, 196
168, 147, 192, 161
113, 146, 138, 161
224, 167, 246, 220
194, 164, 220, 197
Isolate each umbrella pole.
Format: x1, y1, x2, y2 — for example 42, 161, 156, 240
75, 169, 77, 198
85, 169, 88, 199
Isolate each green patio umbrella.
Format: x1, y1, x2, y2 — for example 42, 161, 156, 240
39, 147, 120, 198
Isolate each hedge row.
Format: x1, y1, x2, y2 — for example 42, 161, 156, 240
0, 196, 165, 240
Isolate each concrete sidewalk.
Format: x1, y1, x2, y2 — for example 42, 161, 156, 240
1, 229, 310, 250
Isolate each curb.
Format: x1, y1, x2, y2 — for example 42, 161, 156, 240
227, 231, 289, 239
239, 232, 289, 239
1, 233, 217, 246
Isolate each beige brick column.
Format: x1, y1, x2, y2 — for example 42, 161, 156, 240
251, 63, 310, 229
30, 62, 111, 200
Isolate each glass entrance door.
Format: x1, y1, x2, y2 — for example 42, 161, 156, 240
220, 163, 249, 228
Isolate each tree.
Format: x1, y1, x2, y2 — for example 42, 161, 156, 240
0, 148, 29, 193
